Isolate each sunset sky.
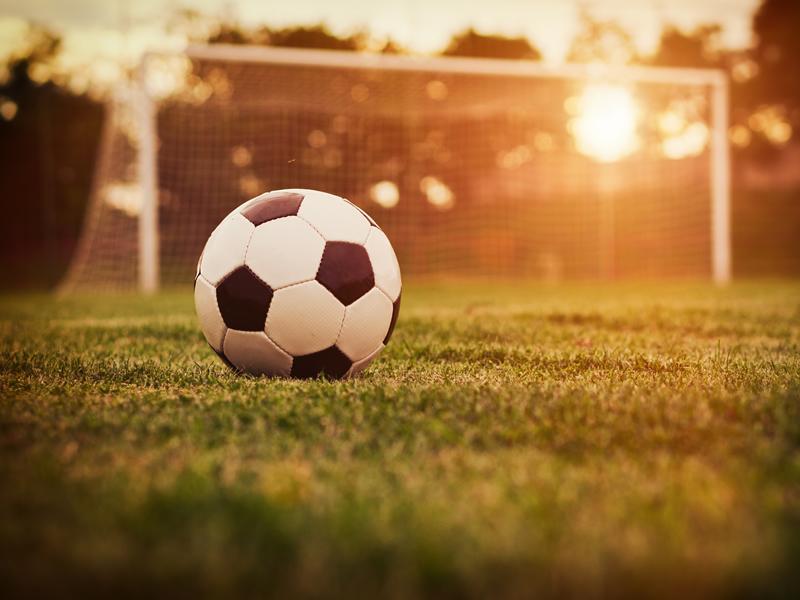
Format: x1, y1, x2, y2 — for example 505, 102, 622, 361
0, 0, 761, 66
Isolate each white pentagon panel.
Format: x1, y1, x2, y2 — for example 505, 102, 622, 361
364, 227, 402, 301
297, 191, 371, 243
347, 344, 385, 378
336, 287, 393, 362
245, 216, 325, 289
266, 281, 345, 356
194, 275, 226, 352
199, 212, 254, 285
223, 330, 292, 377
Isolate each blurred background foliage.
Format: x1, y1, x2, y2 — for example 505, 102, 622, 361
0, 0, 798, 289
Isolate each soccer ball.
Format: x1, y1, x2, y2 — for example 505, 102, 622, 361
194, 189, 401, 379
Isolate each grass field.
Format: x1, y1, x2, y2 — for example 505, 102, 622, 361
1, 281, 799, 598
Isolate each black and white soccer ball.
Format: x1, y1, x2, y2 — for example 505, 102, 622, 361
194, 189, 401, 379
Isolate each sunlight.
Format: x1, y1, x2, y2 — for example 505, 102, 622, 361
749, 105, 793, 146
103, 182, 141, 217
661, 119, 709, 159
0, 96, 17, 121
420, 176, 455, 210
369, 180, 400, 208
568, 84, 639, 162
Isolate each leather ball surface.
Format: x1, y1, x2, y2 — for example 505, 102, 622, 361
194, 189, 401, 379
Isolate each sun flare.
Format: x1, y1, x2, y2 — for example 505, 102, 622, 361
568, 84, 639, 163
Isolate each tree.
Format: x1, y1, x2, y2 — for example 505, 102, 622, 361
649, 25, 723, 68
566, 12, 638, 64
0, 26, 102, 287
170, 11, 364, 52
751, 0, 800, 112
268, 26, 363, 51
378, 39, 405, 55
443, 28, 541, 60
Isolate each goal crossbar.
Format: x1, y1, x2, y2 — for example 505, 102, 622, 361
179, 44, 726, 88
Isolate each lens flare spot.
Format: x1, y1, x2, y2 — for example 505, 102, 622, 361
662, 122, 709, 159
0, 98, 18, 121
231, 145, 252, 168
729, 125, 751, 148
420, 176, 454, 211
369, 181, 400, 209
426, 79, 448, 101
307, 129, 327, 148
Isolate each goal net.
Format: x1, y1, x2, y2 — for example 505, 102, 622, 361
60, 45, 730, 292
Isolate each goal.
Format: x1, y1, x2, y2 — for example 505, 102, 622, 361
60, 44, 730, 292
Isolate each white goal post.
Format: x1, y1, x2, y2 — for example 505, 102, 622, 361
61, 44, 731, 293
136, 61, 159, 294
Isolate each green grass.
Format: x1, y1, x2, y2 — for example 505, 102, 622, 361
1, 281, 799, 598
